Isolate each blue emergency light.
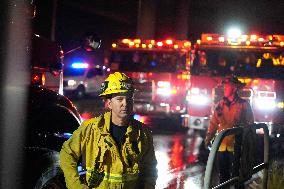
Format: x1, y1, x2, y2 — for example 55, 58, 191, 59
71, 62, 89, 69
63, 132, 72, 139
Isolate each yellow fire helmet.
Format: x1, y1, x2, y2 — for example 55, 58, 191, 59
99, 72, 134, 97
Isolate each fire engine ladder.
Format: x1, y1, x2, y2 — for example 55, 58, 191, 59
203, 123, 269, 189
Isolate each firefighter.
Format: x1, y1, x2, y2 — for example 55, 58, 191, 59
204, 76, 254, 185
60, 72, 158, 189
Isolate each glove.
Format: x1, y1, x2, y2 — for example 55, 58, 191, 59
204, 137, 210, 149
204, 133, 214, 149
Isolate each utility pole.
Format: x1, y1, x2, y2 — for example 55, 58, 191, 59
0, 1, 30, 188
136, 0, 156, 39
51, 0, 57, 41
175, 0, 190, 40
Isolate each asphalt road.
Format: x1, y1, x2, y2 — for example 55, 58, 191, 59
71, 96, 284, 188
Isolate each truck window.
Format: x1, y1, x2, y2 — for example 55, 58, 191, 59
63, 67, 86, 77
86, 68, 103, 78
86, 68, 96, 78
95, 68, 103, 76
191, 49, 284, 79
31, 35, 62, 70
111, 51, 184, 73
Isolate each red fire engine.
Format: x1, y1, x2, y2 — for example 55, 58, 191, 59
183, 33, 284, 133
107, 35, 284, 133
31, 34, 64, 94
108, 39, 192, 116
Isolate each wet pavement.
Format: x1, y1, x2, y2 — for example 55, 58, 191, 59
72, 97, 209, 189
69, 95, 284, 189
154, 133, 206, 189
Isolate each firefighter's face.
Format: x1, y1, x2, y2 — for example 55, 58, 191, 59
223, 83, 238, 98
107, 93, 134, 119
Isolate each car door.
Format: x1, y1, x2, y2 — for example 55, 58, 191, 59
86, 67, 105, 94
93, 68, 105, 93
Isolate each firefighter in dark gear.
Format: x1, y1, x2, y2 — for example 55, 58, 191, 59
60, 72, 158, 189
204, 76, 254, 185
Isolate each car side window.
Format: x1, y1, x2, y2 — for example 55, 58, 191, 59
95, 68, 103, 76
86, 68, 103, 78
86, 68, 96, 78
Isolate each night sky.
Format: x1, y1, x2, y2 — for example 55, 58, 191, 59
33, 0, 284, 54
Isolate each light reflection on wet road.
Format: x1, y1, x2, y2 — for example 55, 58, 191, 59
72, 97, 207, 189
154, 133, 205, 189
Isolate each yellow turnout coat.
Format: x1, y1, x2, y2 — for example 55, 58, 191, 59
206, 97, 254, 152
60, 111, 157, 189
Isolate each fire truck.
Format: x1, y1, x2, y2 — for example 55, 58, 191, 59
31, 34, 64, 94
108, 39, 192, 117
108, 35, 284, 134
183, 33, 284, 133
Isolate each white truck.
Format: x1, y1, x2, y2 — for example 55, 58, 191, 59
63, 63, 107, 98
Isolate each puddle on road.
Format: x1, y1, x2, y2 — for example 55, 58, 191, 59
153, 133, 206, 189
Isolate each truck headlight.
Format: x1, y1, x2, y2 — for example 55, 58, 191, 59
186, 87, 209, 106
157, 88, 170, 96
254, 98, 276, 110
157, 81, 174, 96
187, 95, 209, 106
68, 80, 77, 86
255, 91, 276, 110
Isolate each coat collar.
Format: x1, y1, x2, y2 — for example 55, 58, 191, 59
97, 111, 140, 140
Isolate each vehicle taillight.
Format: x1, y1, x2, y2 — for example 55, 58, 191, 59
51, 70, 61, 76
31, 73, 45, 86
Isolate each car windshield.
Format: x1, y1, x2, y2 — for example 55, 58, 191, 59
63, 67, 86, 77
110, 50, 186, 72
190, 49, 284, 79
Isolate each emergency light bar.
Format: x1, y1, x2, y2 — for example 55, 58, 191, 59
198, 33, 284, 48
112, 39, 191, 50
71, 62, 89, 69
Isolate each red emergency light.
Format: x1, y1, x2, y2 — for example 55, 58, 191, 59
199, 33, 284, 48
112, 38, 192, 51
31, 73, 45, 86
